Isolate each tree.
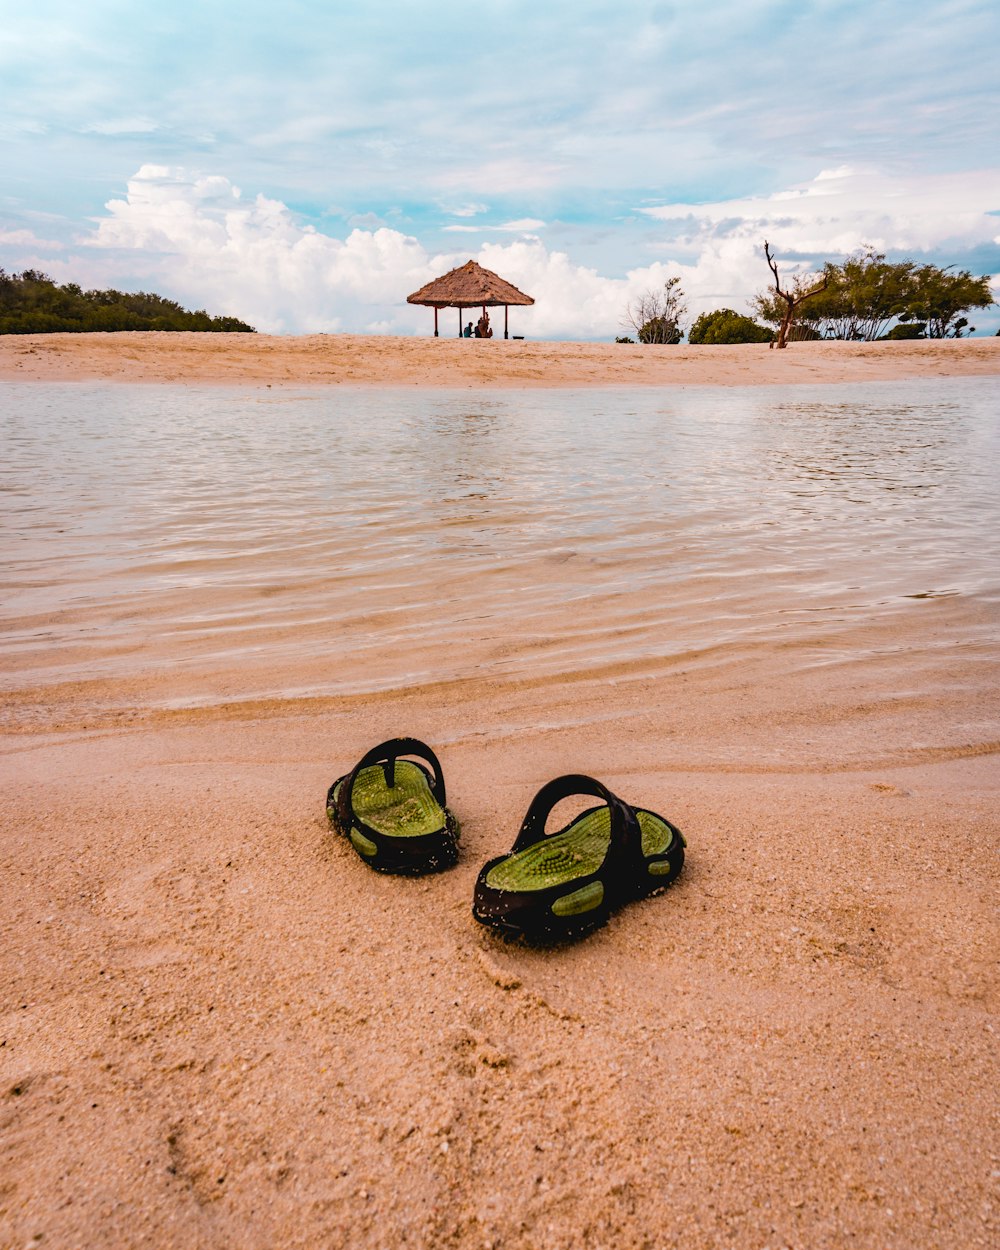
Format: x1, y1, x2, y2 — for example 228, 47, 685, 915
760, 242, 828, 349
900, 265, 992, 338
810, 249, 914, 341
623, 276, 686, 344
688, 308, 773, 344
753, 249, 993, 342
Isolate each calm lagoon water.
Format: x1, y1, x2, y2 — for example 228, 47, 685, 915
2, 379, 999, 701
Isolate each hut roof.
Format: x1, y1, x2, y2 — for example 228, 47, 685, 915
407, 260, 534, 309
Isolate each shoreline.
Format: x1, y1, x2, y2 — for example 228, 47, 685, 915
2, 331, 1000, 388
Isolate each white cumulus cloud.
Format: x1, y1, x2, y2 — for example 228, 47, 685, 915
0, 227, 65, 250
638, 167, 1000, 329
87, 165, 440, 333
81, 116, 159, 136
643, 166, 1000, 260
64, 163, 1000, 337
443, 218, 546, 235
83, 165, 665, 336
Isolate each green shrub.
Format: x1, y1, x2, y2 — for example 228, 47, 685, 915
688, 308, 773, 344
884, 321, 925, 340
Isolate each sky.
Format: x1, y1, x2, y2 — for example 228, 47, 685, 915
2, 0, 999, 338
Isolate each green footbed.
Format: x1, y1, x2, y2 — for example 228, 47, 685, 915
331, 761, 445, 839
485, 807, 675, 893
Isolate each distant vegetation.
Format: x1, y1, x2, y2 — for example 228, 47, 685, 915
619, 247, 993, 346
0, 269, 255, 334
752, 248, 993, 342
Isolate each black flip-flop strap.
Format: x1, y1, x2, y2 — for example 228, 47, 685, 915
336, 737, 446, 832
512, 774, 642, 869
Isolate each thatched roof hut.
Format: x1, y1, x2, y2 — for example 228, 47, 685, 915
407, 260, 534, 338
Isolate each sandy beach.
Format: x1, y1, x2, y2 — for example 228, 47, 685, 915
2, 329, 1000, 388
2, 341, 998, 1250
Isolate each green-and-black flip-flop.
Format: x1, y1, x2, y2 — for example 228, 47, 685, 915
326, 737, 460, 875
472, 774, 684, 941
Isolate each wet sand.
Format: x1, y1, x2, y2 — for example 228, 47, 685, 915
1, 329, 999, 387
4, 658, 998, 1250
2, 358, 999, 1250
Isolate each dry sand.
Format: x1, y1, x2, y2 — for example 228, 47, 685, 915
1, 329, 1000, 388
2, 336, 998, 1249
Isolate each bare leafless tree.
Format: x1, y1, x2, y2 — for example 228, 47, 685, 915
622, 276, 687, 344
764, 241, 828, 349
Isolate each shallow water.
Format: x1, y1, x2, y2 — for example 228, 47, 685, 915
2, 379, 999, 705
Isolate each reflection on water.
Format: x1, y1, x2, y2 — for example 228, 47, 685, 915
2, 379, 998, 698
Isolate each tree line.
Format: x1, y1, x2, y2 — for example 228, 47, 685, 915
621, 247, 994, 345
0, 269, 255, 334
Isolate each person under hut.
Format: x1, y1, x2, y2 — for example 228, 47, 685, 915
474, 311, 493, 339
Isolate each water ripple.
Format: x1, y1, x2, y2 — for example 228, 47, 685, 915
2, 379, 998, 697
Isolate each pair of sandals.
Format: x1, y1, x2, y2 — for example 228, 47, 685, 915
326, 737, 685, 942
